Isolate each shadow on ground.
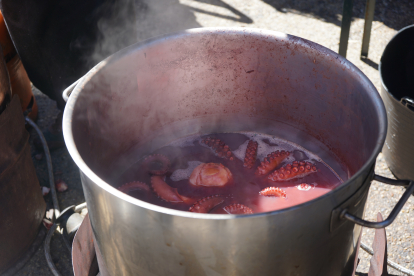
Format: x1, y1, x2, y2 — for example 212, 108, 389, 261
261, 0, 414, 30
186, 0, 253, 23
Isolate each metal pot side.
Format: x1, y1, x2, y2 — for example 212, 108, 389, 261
63, 28, 386, 275
380, 85, 414, 180
379, 24, 414, 180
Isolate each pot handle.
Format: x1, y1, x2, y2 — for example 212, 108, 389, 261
62, 78, 83, 102
340, 175, 414, 228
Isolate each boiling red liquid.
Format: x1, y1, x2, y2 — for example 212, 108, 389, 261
116, 132, 343, 214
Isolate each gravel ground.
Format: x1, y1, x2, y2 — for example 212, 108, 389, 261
9, 0, 414, 275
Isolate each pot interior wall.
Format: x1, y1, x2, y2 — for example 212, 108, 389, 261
380, 25, 414, 101
70, 29, 382, 186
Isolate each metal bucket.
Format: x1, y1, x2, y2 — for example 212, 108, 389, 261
0, 44, 45, 273
0, 96, 46, 273
379, 24, 414, 180
63, 28, 414, 276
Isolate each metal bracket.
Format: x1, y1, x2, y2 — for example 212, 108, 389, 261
401, 97, 414, 111
360, 0, 376, 58
62, 77, 83, 102
330, 173, 372, 232
332, 173, 414, 230
339, 0, 353, 57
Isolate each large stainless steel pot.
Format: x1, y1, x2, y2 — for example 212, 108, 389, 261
63, 28, 414, 276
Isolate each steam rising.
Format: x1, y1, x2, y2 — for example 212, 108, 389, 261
89, 0, 201, 65
70, 9, 350, 185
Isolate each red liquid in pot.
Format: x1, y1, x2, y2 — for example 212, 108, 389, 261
116, 132, 343, 214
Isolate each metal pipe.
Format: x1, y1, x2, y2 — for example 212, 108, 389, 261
25, 117, 60, 218
25, 117, 63, 276
27, 118, 88, 270
44, 224, 62, 276
29, 115, 88, 274
360, 0, 376, 58
360, 242, 414, 275
61, 230, 72, 253
338, 0, 353, 57
374, 175, 410, 188
74, 202, 87, 213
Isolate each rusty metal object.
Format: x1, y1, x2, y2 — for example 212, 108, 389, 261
73, 214, 107, 276
1, 227, 46, 276
368, 213, 388, 276
352, 231, 362, 276
361, 243, 414, 275
0, 43, 11, 114
360, 213, 414, 275
0, 95, 46, 273
379, 25, 414, 181
0, 9, 38, 121
63, 28, 389, 275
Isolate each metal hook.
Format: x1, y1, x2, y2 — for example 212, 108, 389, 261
401, 97, 414, 111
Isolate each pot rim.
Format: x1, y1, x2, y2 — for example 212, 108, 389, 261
63, 27, 387, 220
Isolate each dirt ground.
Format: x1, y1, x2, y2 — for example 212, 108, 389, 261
7, 0, 414, 275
